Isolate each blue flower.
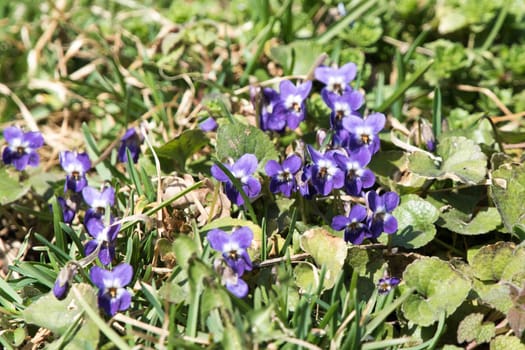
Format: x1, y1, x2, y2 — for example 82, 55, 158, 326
259, 87, 286, 132
90, 263, 133, 316
82, 185, 115, 217
60, 151, 91, 192
278, 80, 312, 130
307, 145, 344, 196
265, 154, 302, 197
366, 191, 399, 239
199, 117, 218, 132
56, 197, 77, 224
315, 62, 357, 96
377, 276, 400, 295
333, 148, 375, 196
207, 226, 253, 276
211, 154, 261, 206
331, 205, 370, 244
2, 126, 44, 170
84, 219, 120, 265
321, 89, 364, 130
117, 128, 142, 163
342, 112, 386, 155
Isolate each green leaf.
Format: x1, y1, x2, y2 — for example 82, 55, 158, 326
294, 262, 319, 292
472, 279, 513, 313
440, 207, 501, 235
457, 313, 495, 344
300, 227, 347, 290
490, 335, 525, 350
173, 236, 200, 270
0, 168, 30, 205
216, 121, 278, 172
468, 242, 517, 282
347, 246, 385, 276
154, 129, 208, 172
381, 194, 439, 249
408, 136, 487, 184
22, 284, 99, 350
401, 257, 471, 326
490, 161, 525, 232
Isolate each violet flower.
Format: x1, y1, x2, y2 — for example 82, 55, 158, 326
307, 145, 344, 196
278, 80, 312, 130
343, 112, 386, 155
82, 185, 115, 217
377, 276, 400, 295
331, 204, 370, 244
60, 151, 91, 192
117, 128, 142, 163
57, 197, 76, 224
90, 263, 133, 316
315, 62, 357, 95
53, 266, 75, 300
214, 259, 249, 298
2, 126, 44, 171
84, 219, 120, 265
333, 149, 375, 196
211, 154, 261, 206
199, 117, 218, 132
207, 227, 253, 276
366, 191, 399, 239
321, 89, 364, 130
259, 87, 286, 132
265, 155, 302, 197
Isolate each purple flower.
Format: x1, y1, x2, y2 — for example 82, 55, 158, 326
53, 267, 73, 300
377, 276, 400, 295
213, 259, 249, 298
207, 227, 253, 276
343, 112, 385, 155
366, 191, 399, 239
84, 220, 120, 265
82, 186, 115, 216
259, 87, 286, 132
278, 80, 312, 130
117, 128, 142, 163
199, 117, 218, 132
57, 197, 77, 224
265, 155, 302, 197
321, 89, 364, 130
211, 154, 261, 206
2, 126, 44, 171
333, 149, 375, 196
60, 151, 91, 192
307, 145, 344, 196
315, 62, 357, 95
90, 263, 133, 316
331, 204, 370, 244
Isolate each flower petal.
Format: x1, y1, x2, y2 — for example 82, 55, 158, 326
89, 266, 109, 289
226, 277, 248, 298
112, 263, 133, 287
339, 62, 357, 82
331, 215, 350, 231
383, 192, 400, 212
282, 154, 302, 174
233, 154, 258, 176
264, 160, 281, 177
207, 229, 230, 252
231, 227, 253, 249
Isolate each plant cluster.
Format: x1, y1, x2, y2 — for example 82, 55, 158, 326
0, 1, 525, 349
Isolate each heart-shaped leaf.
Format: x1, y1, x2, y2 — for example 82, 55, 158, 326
300, 227, 347, 290
408, 136, 487, 184
402, 257, 471, 326
216, 121, 278, 173
490, 160, 525, 232
22, 283, 99, 350
380, 195, 439, 249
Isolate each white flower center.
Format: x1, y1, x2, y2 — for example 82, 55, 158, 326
285, 95, 302, 112
327, 77, 346, 94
